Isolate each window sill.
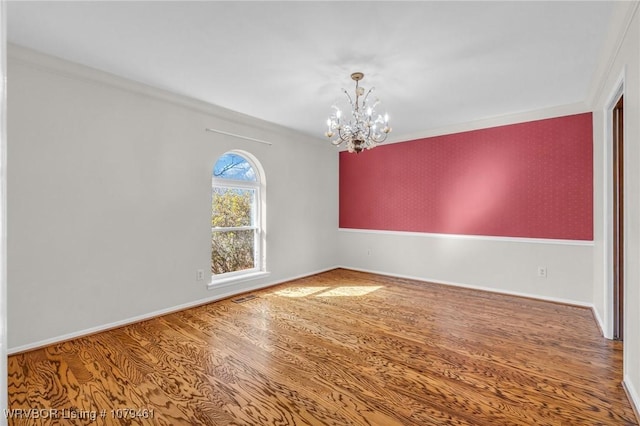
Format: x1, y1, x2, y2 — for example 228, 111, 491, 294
207, 271, 271, 290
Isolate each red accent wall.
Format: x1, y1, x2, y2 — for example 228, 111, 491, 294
339, 113, 593, 240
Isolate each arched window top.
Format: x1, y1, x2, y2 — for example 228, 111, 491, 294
213, 152, 257, 182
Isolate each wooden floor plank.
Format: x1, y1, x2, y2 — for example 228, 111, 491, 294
7, 268, 638, 425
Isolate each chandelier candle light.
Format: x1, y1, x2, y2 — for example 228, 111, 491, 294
325, 72, 392, 154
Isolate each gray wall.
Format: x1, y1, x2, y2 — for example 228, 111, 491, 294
7, 46, 338, 351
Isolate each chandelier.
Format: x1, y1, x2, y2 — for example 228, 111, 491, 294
324, 72, 392, 153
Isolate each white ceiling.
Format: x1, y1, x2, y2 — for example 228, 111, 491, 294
7, 1, 616, 142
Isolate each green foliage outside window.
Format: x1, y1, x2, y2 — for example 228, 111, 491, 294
211, 188, 255, 274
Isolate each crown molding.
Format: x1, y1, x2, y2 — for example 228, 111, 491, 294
381, 101, 589, 146
7, 43, 326, 146
586, 1, 640, 108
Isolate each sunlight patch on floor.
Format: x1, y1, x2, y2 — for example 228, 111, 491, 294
316, 286, 383, 297
274, 286, 383, 298
274, 287, 330, 297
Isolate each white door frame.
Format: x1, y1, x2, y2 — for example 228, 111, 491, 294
0, 0, 8, 419
603, 70, 625, 340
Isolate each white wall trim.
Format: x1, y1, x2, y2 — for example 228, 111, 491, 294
7, 267, 335, 355
0, 0, 7, 418
10, 263, 596, 355
587, 1, 640, 108
623, 377, 640, 424
384, 102, 589, 146
7, 43, 324, 147
339, 228, 594, 247
338, 265, 594, 309
591, 305, 606, 337
601, 68, 626, 340
208, 271, 271, 289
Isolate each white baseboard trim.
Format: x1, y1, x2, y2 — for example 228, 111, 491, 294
591, 305, 606, 337
7, 264, 598, 354
7, 266, 336, 355
623, 376, 640, 424
338, 265, 593, 308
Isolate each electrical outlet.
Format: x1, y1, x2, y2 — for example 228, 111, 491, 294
537, 266, 547, 278
196, 269, 205, 281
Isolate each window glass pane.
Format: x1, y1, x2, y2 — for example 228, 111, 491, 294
212, 187, 254, 227
213, 153, 257, 181
211, 229, 256, 274
211, 151, 263, 279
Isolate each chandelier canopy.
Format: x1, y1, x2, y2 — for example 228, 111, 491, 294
324, 72, 391, 154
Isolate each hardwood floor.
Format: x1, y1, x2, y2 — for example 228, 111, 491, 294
8, 269, 638, 425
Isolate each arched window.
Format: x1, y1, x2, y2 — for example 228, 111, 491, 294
211, 151, 265, 282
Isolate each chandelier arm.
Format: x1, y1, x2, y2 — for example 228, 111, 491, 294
343, 89, 355, 112
362, 87, 375, 110
336, 126, 350, 144
372, 131, 388, 144
366, 125, 375, 146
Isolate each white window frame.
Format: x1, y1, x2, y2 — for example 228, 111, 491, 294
210, 152, 268, 287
